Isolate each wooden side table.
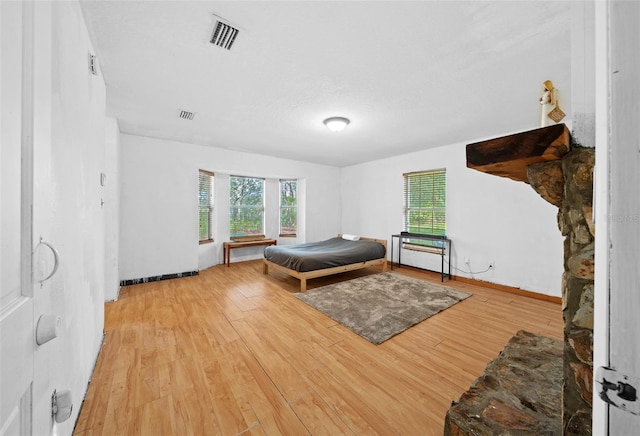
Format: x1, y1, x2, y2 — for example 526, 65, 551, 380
223, 239, 277, 267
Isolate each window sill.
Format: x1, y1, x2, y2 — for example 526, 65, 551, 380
230, 234, 266, 242
279, 234, 297, 238
199, 239, 214, 245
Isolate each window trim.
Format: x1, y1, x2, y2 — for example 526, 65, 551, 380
279, 179, 297, 237
229, 175, 265, 237
198, 169, 214, 244
403, 168, 446, 244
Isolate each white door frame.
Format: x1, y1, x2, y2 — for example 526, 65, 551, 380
593, 1, 610, 433
593, 0, 640, 433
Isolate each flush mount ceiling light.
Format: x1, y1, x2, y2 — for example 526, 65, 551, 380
323, 117, 350, 132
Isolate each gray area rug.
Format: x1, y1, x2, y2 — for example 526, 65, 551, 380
296, 272, 471, 344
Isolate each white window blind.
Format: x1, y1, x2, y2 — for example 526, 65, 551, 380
279, 179, 297, 236
403, 169, 446, 237
229, 176, 265, 237
198, 170, 214, 243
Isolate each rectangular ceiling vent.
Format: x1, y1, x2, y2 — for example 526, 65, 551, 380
210, 20, 239, 50
177, 109, 196, 121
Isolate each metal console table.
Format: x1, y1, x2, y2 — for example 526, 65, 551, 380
391, 232, 452, 282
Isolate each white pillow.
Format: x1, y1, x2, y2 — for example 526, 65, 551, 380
342, 234, 360, 241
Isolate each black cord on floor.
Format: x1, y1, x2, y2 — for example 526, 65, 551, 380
443, 257, 491, 275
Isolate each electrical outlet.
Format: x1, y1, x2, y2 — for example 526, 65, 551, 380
464, 257, 470, 265
489, 261, 495, 270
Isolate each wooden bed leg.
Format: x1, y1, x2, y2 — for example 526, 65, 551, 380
300, 279, 307, 292
382, 260, 388, 272
263, 261, 268, 274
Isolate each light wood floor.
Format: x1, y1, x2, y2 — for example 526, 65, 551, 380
73, 260, 562, 436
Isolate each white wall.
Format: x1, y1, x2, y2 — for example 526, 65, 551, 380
341, 139, 564, 297
571, 0, 596, 148
120, 130, 563, 295
119, 134, 341, 281
30, 2, 108, 435
104, 117, 120, 300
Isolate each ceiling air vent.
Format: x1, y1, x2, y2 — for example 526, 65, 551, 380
177, 109, 196, 121
210, 20, 239, 50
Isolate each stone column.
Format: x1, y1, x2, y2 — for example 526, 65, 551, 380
530, 146, 595, 434
559, 147, 595, 434
467, 126, 595, 434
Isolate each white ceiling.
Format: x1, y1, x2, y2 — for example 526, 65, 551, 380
80, 1, 572, 167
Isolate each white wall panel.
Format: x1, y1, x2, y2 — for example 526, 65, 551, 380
341, 140, 564, 297
30, 2, 107, 434
119, 134, 341, 279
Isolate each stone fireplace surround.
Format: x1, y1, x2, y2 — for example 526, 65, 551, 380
449, 124, 595, 435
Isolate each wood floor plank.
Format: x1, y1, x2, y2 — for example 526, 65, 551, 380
205, 354, 254, 435
289, 389, 357, 436
300, 365, 399, 435
74, 260, 563, 435
212, 341, 262, 431
325, 341, 447, 430
170, 386, 223, 435
131, 395, 174, 436
232, 318, 313, 401
234, 339, 310, 435
299, 336, 437, 432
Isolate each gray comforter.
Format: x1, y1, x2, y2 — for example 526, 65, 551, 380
264, 237, 386, 272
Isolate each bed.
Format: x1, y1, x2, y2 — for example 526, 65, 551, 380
262, 235, 388, 291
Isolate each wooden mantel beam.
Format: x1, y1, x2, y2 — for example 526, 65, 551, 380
466, 124, 571, 183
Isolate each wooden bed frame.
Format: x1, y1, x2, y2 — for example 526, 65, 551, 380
262, 235, 388, 292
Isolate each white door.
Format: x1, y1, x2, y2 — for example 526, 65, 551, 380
607, 0, 640, 432
0, 1, 36, 435
595, 0, 640, 433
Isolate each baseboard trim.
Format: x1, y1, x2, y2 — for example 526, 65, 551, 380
452, 275, 562, 304
386, 261, 561, 304
120, 270, 199, 287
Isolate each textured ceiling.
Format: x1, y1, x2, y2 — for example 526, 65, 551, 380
80, 1, 572, 167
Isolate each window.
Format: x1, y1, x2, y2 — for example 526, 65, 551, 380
229, 176, 265, 237
198, 170, 214, 243
403, 169, 446, 247
279, 179, 297, 236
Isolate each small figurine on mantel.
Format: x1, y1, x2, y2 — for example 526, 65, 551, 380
539, 80, 566, 127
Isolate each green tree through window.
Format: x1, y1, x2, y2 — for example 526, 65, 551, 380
279, 179, 297, 236
403, 169, 446, 246
230, 176, 265, 236
198, 170, 214, 243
